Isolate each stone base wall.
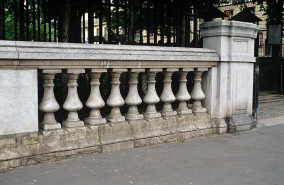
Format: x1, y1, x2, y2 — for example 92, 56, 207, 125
0, 113, 227, 172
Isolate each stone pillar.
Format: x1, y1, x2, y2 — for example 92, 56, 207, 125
62, 69, 85, 128
143, 69, 162, 120
176, 68, 193, 115
160, 68, 178, 117
85, 69, 107, 125
106, 69, 127, 123
39, 70, 61, 130
191, 68, 207, 114
125, 69, 144, 121
200, 20, 259, 132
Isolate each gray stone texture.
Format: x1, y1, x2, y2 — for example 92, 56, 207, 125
0, 114, 227, 172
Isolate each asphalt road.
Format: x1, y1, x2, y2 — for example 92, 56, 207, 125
1, 123, 284, 185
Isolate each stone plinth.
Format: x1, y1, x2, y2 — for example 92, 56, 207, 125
201, 20, 259, 132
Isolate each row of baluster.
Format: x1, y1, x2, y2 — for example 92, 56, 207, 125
39, 68, 208, 130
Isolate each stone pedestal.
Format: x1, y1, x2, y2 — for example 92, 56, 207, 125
201, 20, 259, 132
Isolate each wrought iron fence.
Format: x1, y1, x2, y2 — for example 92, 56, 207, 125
0, 0, 198, 47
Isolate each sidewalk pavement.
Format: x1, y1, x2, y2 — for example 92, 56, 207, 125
0, 117, 284, 185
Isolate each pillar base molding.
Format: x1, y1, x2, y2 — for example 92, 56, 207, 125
84, 117, 106, 125
125, 114, 144, 121
106, 116, 125, 123
143, 112, 162, 121
40, 122, 61, 130
62, 120, 84, 128
192, 107, 207, 114
211, 118, 228, 134
176, 109, 192, 115
161, 110, 177, 117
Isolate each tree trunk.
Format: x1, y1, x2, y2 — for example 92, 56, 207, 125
59, 0, 72, 42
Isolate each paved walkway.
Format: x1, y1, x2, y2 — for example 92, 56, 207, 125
1, 119, 284, 185
258, 93, 284, 120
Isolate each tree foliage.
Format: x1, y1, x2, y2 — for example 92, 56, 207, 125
1, 0, 282, 43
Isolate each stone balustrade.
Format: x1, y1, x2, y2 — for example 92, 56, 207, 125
38, 66, 211, 131
0, 20, 259, 171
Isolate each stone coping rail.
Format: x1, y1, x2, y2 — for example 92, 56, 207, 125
0, 41, 219, 69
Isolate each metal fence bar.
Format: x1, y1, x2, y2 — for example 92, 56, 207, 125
48, 0, 51, 42
43, 0, 46, 42
160, 0, 165, 45
32, 0, 36, 41
193, 1, 197, 48
167, 0, 171, 46
139, 0, 142, 44
116, 0, 119, 37
54, 16, 57, 42
124, 0, 127, 43
253, 57, 259, 123
1, 0, 5, 40
88, 1, 94, 44
82, 13, 85, 43
37, 0, 40, 41
14, 0, 18, 40
147, 0, 150, 44
107, 0, 111, 43
154, 0, 157, 45
26, 0, 29, 41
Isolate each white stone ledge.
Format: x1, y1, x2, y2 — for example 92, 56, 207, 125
0, 41, 219, 69
200, 20, 259, 39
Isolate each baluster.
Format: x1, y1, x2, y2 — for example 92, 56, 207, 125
191, 68, 207, 113
85, 69, 107, 125
160, 68, 178, 117
62, 69, 85, 127
106, 69, 127, 123
143, 69, 162, 120
125, 69, 144, 121
39, 70, 61, 130
176, 68, 193, 115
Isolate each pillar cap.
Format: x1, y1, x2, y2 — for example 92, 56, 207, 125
200, 20, 259, 39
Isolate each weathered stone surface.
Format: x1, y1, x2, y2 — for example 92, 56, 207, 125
195, 113, 214, 131
212, 118, 228, 134
0, 126, 100, 162
177, 131, 200, 141
0, 113, 226, 172
228, 114, 255, 132
200, 20, 258, 62
201, 21, 257, 134
176, 114, 196, 133
0, 41, 219, 65
0, 69, 38, 136
0, 146, 100, 172
134, 137, 160, 147
0, 138, 16, 148
99, 122, 134, 146
102, 141, 134, 153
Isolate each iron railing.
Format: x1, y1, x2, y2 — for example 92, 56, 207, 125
0, 0, 199, 47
